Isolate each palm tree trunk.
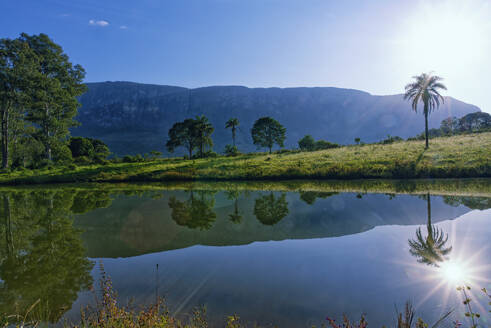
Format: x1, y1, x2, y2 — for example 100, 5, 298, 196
424, 103, 429, 149
426, 193, 432, 236
232, 129, 236, 147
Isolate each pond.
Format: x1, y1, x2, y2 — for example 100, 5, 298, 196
0, 180, 490, 327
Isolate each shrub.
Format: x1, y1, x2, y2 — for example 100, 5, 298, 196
315, 140, 340, 150
75, 156, 92, 165
224, 144, 239, 156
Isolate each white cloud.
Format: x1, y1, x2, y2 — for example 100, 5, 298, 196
89, 19, 109, 27
120, 25, 128, 29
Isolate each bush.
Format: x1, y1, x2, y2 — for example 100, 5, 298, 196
122, 154, 145, 163
315, 140, 340, 150
381, 135, 403, 144
224, 144, 239, 156
68, 163, 77, 170
74, 156, 92, 165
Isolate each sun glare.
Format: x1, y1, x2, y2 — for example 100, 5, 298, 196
439, 260, 468, 285
400, 0, 491, 76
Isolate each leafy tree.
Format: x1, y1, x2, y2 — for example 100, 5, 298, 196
194, 115, 214, 158
458, 112, 491, 132
69, 137, 94, 158
354, 137, 361, 145
225, 118, 239, 147
251, 117, 286, 154
404, 73, 447, 149
253, 192, 289, 225
408, 193, 452, 267
166, 118, 199, 159
0, 37, 37, 169
19, 33, 86, 161
298, 135, 315, 151
440, 116, 459, 135
149, 150, 162, 159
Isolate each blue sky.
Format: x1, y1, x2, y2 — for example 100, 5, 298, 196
1, 0, 490, 113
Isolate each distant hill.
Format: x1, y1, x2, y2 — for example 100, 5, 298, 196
73, 81, 481, 156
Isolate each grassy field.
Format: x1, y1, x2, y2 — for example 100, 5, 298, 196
0, 133, 490, 185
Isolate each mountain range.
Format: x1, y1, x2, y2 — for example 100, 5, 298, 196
73, 81, 481, 156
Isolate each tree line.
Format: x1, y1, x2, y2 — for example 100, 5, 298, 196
166, 115, 287, 158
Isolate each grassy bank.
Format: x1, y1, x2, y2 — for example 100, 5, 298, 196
1, 133, 490, 185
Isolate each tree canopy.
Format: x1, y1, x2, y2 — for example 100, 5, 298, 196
251, 117, 286, 154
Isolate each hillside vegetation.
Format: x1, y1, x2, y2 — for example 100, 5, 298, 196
0, 133, 489, 185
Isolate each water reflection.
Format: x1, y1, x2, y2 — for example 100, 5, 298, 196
408, 193, 452, 267
226, 190, 243, 224
0, 182, 488, 326
253, 192, 289, 225
168, 191, 217, 230
0, 192, 93, 323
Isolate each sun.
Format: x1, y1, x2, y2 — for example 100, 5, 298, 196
399, 0, 491, 76
439, 259, 469, 285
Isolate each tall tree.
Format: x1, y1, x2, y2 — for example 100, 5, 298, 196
251, 117, 286, 154
194, 115, 214, 158
166, 118, 199, 159
404, 73, 447, 149
20, 33, 86, 161
0, 38, 37, 169
225, 118, 239, 147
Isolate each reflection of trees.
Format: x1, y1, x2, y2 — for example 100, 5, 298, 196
299, 191, 338, 205
168, 191, 217, 230
254, 192, 289, 226
0, 191, 94, 323
443, 196, 491, 210
408, 193, 452, 267
226, 190, 242, 224
70, 190, 112, 214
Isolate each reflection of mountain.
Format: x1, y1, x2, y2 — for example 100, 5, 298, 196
73, 191, 479, 258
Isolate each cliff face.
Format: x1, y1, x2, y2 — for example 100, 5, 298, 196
73, 81, 480, 155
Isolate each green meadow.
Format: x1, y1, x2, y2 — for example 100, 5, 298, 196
1, 132, 489, 185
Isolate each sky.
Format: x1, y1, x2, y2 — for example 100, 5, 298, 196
1, 0, 490, 113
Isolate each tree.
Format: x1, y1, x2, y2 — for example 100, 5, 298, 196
225, 118, 239, 147
404, 73, 447, 149
194, 115, 214, 158
166, 118, 199, 159
298, 135, 315, 151
20, 33, 86, 161
251, 117, 286, 154
408, 193, 452, 267
354, 137, 361, 145
0, 37, 37, 169
253, 192, 289, 225
68, 137, 94, 158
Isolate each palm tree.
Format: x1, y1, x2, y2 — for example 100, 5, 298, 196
404, 73, 447, 148
225, 118, 239, 147
408, 193, 452, 267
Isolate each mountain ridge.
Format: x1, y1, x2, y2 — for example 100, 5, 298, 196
73, 81, 480, 156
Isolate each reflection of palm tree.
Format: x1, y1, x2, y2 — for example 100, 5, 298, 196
226, 190, 242, 224
408, 193, 452, 267
254, 192, 289, 226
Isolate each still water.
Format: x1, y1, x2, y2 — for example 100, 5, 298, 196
0, 180, 490, 327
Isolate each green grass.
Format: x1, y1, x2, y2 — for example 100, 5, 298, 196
1, 133, 490, 185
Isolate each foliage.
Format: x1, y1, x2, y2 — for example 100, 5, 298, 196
298, 135, 316, 151
225, 118, 239, 147
0, 133, 489, 184
224, 144, 239, 156
166, 116, 214, 159
314, 140, 340, 150
253, 192, 289, 225
251, 117, 286, 154
380, 135, 403, 144
168, 191, 217, 230
404, 72, 447, 148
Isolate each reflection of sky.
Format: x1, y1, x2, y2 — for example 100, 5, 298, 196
68, 209, 491, 328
